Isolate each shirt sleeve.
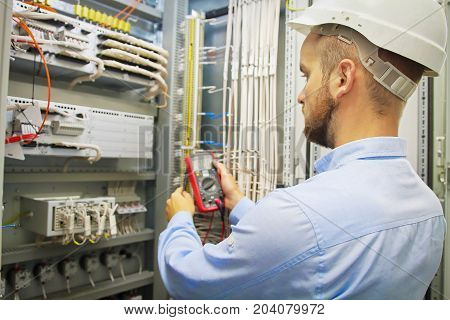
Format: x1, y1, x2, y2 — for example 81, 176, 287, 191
229, 197, 255, 226
157, 189, 318, 299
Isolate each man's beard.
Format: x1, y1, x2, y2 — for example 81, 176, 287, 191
303, 84, 338, 149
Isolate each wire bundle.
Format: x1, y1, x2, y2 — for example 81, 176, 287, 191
100, 30, 170, 107
223, 0, 281, 201
11, 3, 169, 107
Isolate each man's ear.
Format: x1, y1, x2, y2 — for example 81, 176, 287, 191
329, 59, 356, 100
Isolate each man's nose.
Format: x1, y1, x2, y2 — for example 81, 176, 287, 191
297, 89, 306, 105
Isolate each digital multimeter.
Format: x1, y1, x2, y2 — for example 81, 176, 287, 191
185, 153, 224, 213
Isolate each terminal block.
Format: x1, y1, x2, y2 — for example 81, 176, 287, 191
8, 267, 32, 291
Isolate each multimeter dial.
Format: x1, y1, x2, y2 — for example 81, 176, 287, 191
201, 177, 217, 191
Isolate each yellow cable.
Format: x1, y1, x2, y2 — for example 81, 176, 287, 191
2, 211, 31, 226
285, 0, 304, 12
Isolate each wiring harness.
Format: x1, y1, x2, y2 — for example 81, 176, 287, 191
223, 0, 281, 201
10, 1, 169, 107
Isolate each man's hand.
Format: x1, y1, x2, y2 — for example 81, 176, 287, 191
214, 162, 244, 210
165, 187, 195, 221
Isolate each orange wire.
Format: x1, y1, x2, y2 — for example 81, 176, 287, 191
113, 0, 140, 19
113, 5, 130, 19
121, 0, 142, 20
12, 17, 51, 142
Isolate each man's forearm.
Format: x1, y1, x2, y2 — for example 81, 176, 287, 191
229, 197, 255, 226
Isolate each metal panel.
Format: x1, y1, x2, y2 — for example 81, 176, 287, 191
2, 228, 154, 265
429, 1, 449, 301
4, 171, 156, 183
2, 1, 159, 298
34, 271, 153, 300
283, 0, 309, 186
0, 0, 13, 268
417, 78, 430, 182
7, 96, 154, 160
153, 0, 187, 300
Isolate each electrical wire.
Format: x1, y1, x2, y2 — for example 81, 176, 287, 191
119, 258, 127, 280
101, 39, 168, 66
53, 141, 101, 163
102, 59, 168, 107
60, 50, 105, 88
122, 0, 143, 21
102, 30, 169, 58
88, 272, 96, 288
100, 48, 168, 77
22, 1, 58, 13
223, 0, 281, 201
10, 35, 88, 51
12, 17, 51, 144
113, 3, 132, 19
13, 10, 76, 26
202, 213, 215, 245
113, 0, 142, 20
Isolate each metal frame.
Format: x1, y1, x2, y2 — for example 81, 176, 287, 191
0, 0, 158, 299
2, 229, 154, 265
429, 2, 449, 300
417, 77, 430, 183
283, 0, 310, 186
283, 1, 298, 187
35, 270, 154, 300
0, 0, 13, 268
153, 0, 188, 300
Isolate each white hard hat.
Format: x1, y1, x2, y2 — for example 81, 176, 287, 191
288, 0, 448, 100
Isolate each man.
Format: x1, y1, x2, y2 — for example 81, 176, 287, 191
158, 0, 448, 299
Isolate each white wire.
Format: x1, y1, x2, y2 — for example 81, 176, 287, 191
102, 59, 169, 107
66, 277, 71, 294
222, 0, 234, 168
41, 282, 47, 299
102, 29, 169, 58
53, 141, 101, 163
13, 10, 77, 26
59, 50, 105, 89
100, 48, 168, 78
133, 253, 143, 274
10, 35, 87, 51
101, 39, 168, 66
119, 259, 127, 280
224, 0, 281, 201
88, 273, 96, 288
231, 1, 242, 179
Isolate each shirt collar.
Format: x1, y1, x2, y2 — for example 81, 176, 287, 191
314, 137, 407, 174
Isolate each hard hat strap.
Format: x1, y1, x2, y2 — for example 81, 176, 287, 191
313, 24, 417, 102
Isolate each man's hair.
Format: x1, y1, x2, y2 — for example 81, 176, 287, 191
317, 34, 425, 115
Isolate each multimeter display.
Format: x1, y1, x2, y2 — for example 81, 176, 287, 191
185, 154, 224, 212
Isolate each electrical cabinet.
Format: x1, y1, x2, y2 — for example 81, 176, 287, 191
0, 0, 184, 300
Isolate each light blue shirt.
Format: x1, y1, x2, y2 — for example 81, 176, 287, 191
158, 137, 445, 299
